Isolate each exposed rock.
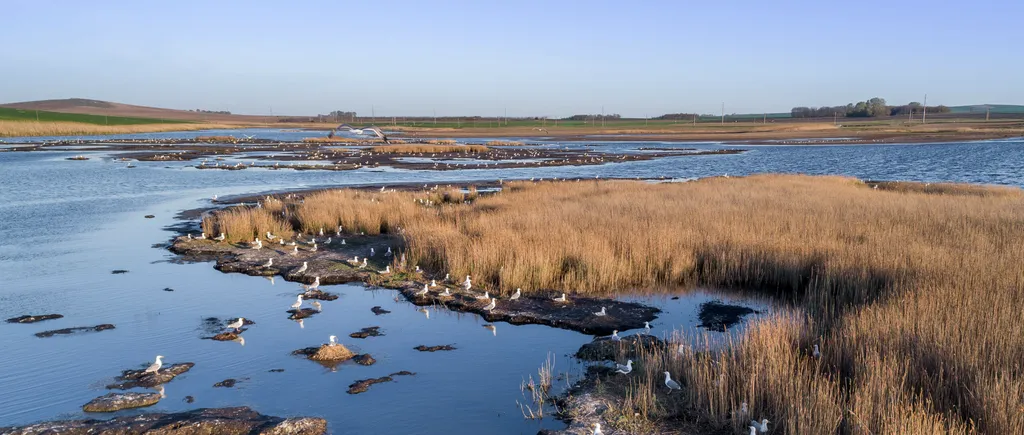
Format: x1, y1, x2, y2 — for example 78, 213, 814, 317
349, 326, 384, 339
575, 334, 665, 362
0, 406, 327, 435
347, 371, 415, 394
35, 324, 115, 338
111, 270, 129, 274
698, 300, 759, 332
209, 331, 243, 341
269, 369, 285, 373
414, 344, 457, 352
352, 354, 376, 366
183, 395, 195, 403
213, 379, 237, 388
163, 287, 174, 292
288, 308, 319, 320
370, 306, 391, 315
144, 215, 155, 219
106, 362, 194, 390
6, 314, 63, 324
293, 344, 355, 362
82, 392, 161, 412
301, 289, 339, 301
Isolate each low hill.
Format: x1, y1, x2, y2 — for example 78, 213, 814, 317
0, 106, 191, 125
0, 98, 284, 123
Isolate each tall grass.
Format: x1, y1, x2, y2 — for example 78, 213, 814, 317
0, 120, 232, 137
368, 144, 489, 154
198, 175, 1024, 433
201, 207, 294, 243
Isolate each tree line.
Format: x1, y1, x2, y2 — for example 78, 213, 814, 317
791, 98, 950, 118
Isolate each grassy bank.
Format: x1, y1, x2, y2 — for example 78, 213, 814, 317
201, 175, 1024, 433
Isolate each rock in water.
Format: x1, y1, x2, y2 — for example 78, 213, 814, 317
288, 308, 319, 320
293, 344, 356, 362
35, 324, 115, 338
349, 326, 384, 339
370, 306, 391, 315
210, 331, 242, 341
214, 379, 237, 388
413, 344, 457, 352
106, 362, 194, 389
6, 314, 63, 324
352, 354, 376, 366
82, 392, 161, 412
0, 406, 327, 434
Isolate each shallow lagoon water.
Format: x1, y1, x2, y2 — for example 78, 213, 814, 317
1, 131, 1023, 432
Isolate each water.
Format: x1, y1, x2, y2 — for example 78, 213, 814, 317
1, 130, 1022, 432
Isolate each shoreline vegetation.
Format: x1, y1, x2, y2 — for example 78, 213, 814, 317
188, 175, 1024, 434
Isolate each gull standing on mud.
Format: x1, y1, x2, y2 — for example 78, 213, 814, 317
664, 372, 681, 392
145, 355, 164, 374
226, 317, 245, 332
416, 284, 429, 296
262, 258, 273, 268
430, 279, 437, 287
291, 295, 303, 310
592, 423, 603, 435
292, 246, 299, 255
483, 297, 497, 311
295, 262, 308, 274
609, 330, 621, 341
553, 293, 568, 303
308, 276, 320, 290
214, 233, 225, 241
751, 419, 769, 433
252, 238, 262, 250
476, 291, 490, 300
594, 307, 607, 317
360, 258, 367, 268
510, 288, 521, 301
310, 242, 317, 252
442, 288, 451, 296
380, 265, 390, 274
643, 321, 651, 335
196, 232, 206, 240
615, 360, 633, 374
463, 275, 472, 290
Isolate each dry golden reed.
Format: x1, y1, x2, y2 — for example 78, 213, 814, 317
368, 144, 489, 154
199, 175, 1024, 433
0, 120, 234, 137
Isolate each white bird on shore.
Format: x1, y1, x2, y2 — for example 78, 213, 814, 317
187, 234, 192, 240
476, 291, 490, 300
319, 228, 324, 236
310, 243, 317, 252
664, 371, 681, 392
292, 246, 299, 255
325, 237, 331, 244
279, 238, 285, 245
463, 275, 472, 290
295, 262, 308, 274
262, 258, 273, 268
311, 301, 322, 311
414, 265, 422, 273
510, 288, 521, 301
445, 273, 450, 282
349, 256, 359, 265
227, 317, 245, 331
252, 238, 262, 250
813, 344, 821, 359
416, 284, 429, 296
594, 307, 607, 317
336, 225, 343, 236
380, 265, 390, 274
291, 295, 303, 309
309, 276, 320, 290
483, 297, 497, 311
430, 279, 437, 287
145, 355, 164, 374
442, 288, 451, 296
196, 232, 206, 240
385, 246, 392, 256
266, 232, 276, 240
609, 330, 621, 341
643, 321, 651, 335
360, 258, 367, 268
214, 233, 225, 241
212, 195, 218, 201
341, 239, 346, 245
288, 240, 297, 246
615, 360, 633, 374
751, 419, 769, 433
593, 423, 603, 435
553, 293, 568, 303
328, 335, 337, 346
369, 247, 375, 256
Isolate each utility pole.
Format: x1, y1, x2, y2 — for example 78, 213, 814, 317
763, 113, 766, 124
986, 106, 990, 121
922, 94, 927, 124
372, 105, 375, 124
601, 106, 605, 128
721, 102, 725, 124
693, 114, 696, 125
433, 109, 436, 126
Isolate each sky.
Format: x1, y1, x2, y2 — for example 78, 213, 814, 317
1, 0, 1021, 117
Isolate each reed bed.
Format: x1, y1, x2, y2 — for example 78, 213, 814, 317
368, 144, 489, 154
0, 120, 233, 137
199, 175, 1024, 433
200, 206, 294, 243
424, 139, 459, 145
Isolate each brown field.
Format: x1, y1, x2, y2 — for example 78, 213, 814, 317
202, 175, 1024, 433
367, 144, 489, 154
0, 120, 234, 137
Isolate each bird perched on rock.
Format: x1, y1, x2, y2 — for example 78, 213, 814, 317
145, 355, 164, 374
594, 307, 607, 317
476, 291, 490, 300
510, 288, 521, 301
262, 258, 273, 268
214, 233, 225, 241
664, 371, 681, 392
227, 317, 245, 331
483, 298, 497, 311
291, 295, 303, 310
616, 360, 633, 374
295, 262, 308, 274
416, 284, 429, 296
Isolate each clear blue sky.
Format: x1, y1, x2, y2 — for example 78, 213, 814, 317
2, 0, 1020, 117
